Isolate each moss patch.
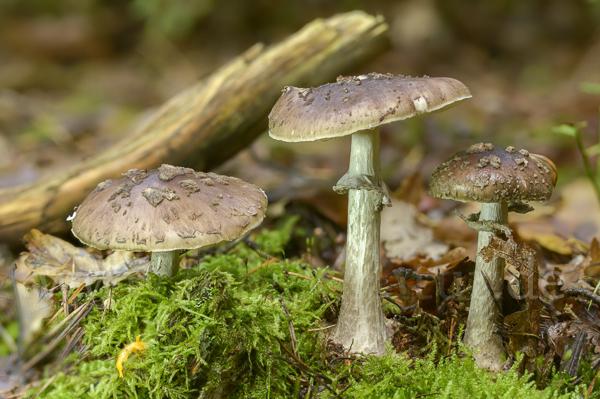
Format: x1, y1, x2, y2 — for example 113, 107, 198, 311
31, 219, 598, 398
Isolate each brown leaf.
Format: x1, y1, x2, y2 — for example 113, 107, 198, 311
23, 229, 149, 288
590, 238, 600, 265
12, 281, 56, 349
381, 198, 448, 262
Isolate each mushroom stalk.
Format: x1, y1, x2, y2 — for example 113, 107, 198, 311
150, 250, 179, 278
464, 201, 507, 371
332, 128, 388, 355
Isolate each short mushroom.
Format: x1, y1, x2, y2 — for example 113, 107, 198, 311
269, 73, 471, 355
70, 164, 268, 277
429, 143, 557, 370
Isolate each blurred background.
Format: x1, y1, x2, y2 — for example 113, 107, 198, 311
1, 0, 600, 258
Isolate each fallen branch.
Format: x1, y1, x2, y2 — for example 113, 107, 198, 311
0, 12, 389, 246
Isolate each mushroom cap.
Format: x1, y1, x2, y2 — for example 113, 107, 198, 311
429, 143, 558, 203
268, 73, 471, 142
71, 164, 268, 252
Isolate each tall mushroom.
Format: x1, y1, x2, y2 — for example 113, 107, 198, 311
269, 73, 471, 355
429, 143, 557, 370
70, 164, 268, 278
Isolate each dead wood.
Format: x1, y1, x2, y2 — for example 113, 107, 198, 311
0, 12, 389, 246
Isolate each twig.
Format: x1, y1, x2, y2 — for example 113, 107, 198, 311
562, 331, 588, 378
53, 326, 86, 370
279, 298, 299, 357
100, 285, 113, 325
322, 273, 344, 284
247, 258, 280, 274
266, 351, 334, 388
329, 381, 352, 399
276, 338, 308, 369
307, 324, 336, 332
67, 283, 86, 303
447, 318, 456, 356
282, 270, 314, 281
29, 373, 57, 399
453, 209, 512, 238
21, 301, 94, 372
574, 127, 600, 202
585, 358, 600, 396
55, 256, 73, 276
564, 288, 600, 307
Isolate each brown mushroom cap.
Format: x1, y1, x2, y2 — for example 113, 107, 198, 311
429, 143, 558, 203
268, 73, 471, 142
71, 164, 268, 251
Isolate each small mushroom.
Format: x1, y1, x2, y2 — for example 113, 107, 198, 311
70, 165, 268, 277
429, 143, 557, 370
269, 73, 471, 355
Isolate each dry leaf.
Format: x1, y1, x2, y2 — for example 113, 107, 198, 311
590, 238, 600, 264
381, 198, 448, 261
10, 265, 56, 351
531, 233, 572, 256
23, 229, 150, 288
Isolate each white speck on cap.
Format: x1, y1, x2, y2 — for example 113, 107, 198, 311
413, 96, 428, 112
66, 211, 77, 222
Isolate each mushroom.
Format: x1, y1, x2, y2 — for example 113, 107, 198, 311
268, 73, 471, 355
429, 143, 557, 370
70, 164, 268, 278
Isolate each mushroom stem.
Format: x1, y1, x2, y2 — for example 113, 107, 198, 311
332, 128, 388, 355
464, 201, 508, 371
149, 250, 179, 278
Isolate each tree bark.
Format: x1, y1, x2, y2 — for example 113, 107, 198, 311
0, 12, 389, 246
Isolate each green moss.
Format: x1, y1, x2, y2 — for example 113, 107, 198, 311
33, 219, 597, 398
342, 349, 588, 399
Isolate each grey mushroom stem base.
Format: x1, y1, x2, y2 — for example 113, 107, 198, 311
149, 250, 180, 278
332, 128, 389, 355
463, 202, 508, 371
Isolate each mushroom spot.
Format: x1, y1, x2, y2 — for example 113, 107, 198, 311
298, 88, 312, 99
199, 178, 214, 186
515, 157, 529, 167
179, 179, 201, 196
229, 207, 246, 217
97, 180, 112, 191
108, 183, 133, 201
158, 164, 191, 181
467, 142, 494, 154
189, 211, 203, 220
122, 168, 150, 184
142, 187, 180, 207
214, 176, 230, 185
489, 155, 501, 169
